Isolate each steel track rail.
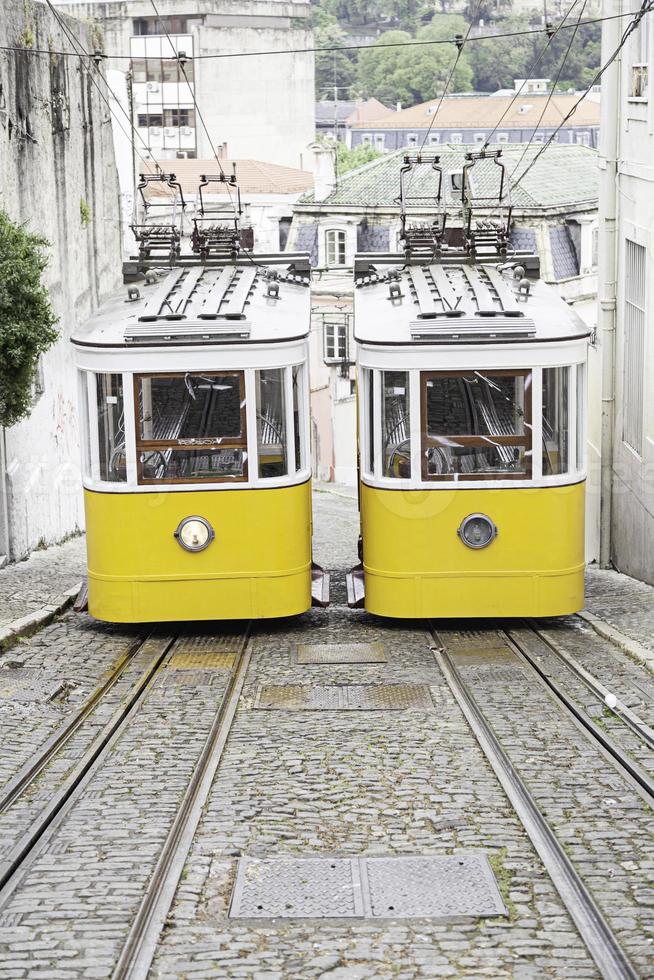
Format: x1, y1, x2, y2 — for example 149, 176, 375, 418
520, 623, 654, 751
0, 634, 177, 904
112, 634, 253, 980
0, 633, 149, 814
431, 635, 638, 980
505, 630, 654, 804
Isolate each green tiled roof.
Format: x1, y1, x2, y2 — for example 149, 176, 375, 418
300, 145, 598, 210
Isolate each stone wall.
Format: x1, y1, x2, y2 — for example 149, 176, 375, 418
0, 1, 122, 559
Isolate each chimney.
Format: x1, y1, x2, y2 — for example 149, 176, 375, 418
308, 141, 336, 202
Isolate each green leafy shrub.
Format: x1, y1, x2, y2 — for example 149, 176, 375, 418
0, 211, 58, 427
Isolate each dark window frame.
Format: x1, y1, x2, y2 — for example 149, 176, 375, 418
420, 369, 533, 481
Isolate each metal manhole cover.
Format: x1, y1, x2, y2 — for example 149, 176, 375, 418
229, 852, 505, 919
366, 853, 506, 918
174, 633, 243, 655
158, 670, 225, 688
168, 651, 236, 670
441, 630, 506, 650
230, 857, 363, 918
0, 669, 65, 703
296, 643, 386, 665
253, 685, 432, 711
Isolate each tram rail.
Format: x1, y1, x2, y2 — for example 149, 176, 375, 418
0, 632, 149, 815
0, 634, 177, 905
430, 620, 647, 980
112, 638, 252, 980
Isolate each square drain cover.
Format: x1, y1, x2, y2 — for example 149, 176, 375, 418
253, 684, 432, 711
296, 643, 385, 665
0, 669, 64, 703
168, 651, 236, 670
230, 853, 505, 919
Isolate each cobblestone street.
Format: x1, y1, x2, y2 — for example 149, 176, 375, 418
0, 487, 653, 977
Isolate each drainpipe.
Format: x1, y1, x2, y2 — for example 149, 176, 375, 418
0, 429, 10, 564
598, 0, 621, 567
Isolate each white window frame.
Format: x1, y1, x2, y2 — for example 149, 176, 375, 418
406, 132, 418, 146
622, 238, 647, 455
629, 16, 650, 100
428, 133, 441, 145
361, 132, 372, 144
474, 132, 485, 144
497, 133, 509, 143
325, 229, 346, 267
323, 317, 348, 363
373, 133, 385, 148
450, 132, 463, 144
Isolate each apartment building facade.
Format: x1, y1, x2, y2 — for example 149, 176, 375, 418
598, 0, 654, 580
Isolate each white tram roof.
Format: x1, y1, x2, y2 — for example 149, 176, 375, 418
71, 255, 311, 349
354, 257, 591, 347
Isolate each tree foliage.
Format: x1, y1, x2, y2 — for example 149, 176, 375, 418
335, 140, 383, 174
0, 211, 58, 428
357, 17, 473, 105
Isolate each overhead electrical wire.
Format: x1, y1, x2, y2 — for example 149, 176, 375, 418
43, 0, 165, 184
482, 0, 584, 149
0, 8, 647, 63
508, 0, 590, 181
511, 0, 654, 188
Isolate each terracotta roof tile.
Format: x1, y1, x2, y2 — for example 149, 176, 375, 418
349, 93, 599, 130
143, 158, 313, 197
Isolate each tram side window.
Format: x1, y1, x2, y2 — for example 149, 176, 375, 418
382, 371, 411, 478
542, 367, 569, 475
421, 371, 532, 479
257, 368, 288, 478
135, 372, 247, 483
292, 365, 303, 473
96, 374, 126, 482
364, 369, 374, 476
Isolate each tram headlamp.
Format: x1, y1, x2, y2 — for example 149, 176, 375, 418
457, 513, 497, 550
174, 516, 215, 553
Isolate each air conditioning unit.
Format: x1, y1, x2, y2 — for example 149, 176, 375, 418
146, 82, 160, 93
164, 127, 177, 136
150, 127, 161, 136
181, 126, 192, 136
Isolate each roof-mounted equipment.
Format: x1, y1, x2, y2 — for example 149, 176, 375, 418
396, 151, 446, 261
131, 172, 186, 263
460, 149, 513, 260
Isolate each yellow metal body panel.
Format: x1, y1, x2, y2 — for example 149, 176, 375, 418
360, 481, 586, 618
84, 482, 312, 622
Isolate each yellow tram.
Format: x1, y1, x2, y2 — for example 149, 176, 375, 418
72, 249, 327, 622
348, 150, 590, 619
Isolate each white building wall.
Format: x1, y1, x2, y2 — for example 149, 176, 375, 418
600, 0, 654, 581
1, 3, 122, 559
56, 0, 314, 170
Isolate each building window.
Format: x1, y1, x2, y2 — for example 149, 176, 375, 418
450, 132, 463, 144
374, 133, 385, 149
131, 57, 195, 84
132, 16, 194, 35
323, 318, 348, 362
428, 133, 441, 145
325, 229, 346, 266
592, 226, 599, 268
623, 239, 647, 454
576, 131, 590, 146
406, 133, 418, 146
361, 133, 372, 144
163, 108, 195, 127
497, 133, 509, 143
630, 17, 650, 99
474, 132, 485, 144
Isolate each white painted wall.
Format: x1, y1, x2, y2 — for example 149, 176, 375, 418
600, 0, 654, 581
1, 3, 122, 559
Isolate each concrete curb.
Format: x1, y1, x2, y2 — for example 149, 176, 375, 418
578, 609, 654, 673
0, 582, 83, 652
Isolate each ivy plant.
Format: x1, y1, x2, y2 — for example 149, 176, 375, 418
0, 211, 58, 427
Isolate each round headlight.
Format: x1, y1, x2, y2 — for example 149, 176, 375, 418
174, 516, 214, 553
457, 513, 497, 550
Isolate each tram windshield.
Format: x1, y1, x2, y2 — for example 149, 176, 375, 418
136, 373, 248, 483
421, 371, 532, 480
